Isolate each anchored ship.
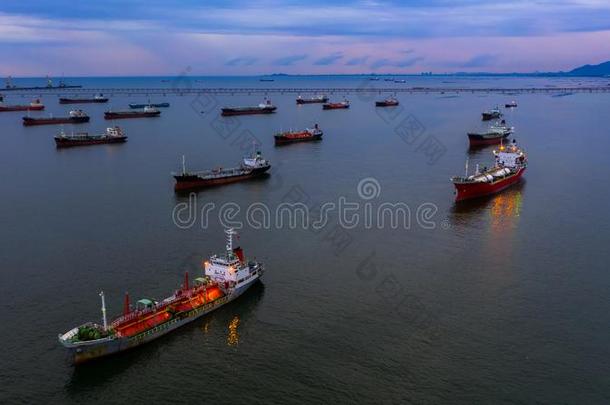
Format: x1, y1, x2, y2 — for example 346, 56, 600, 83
23, 110, 89, 126
55, 126, 127, 148
375, 96, 399, 107
59, 94, 108, 104
505, 101, 518, 108
129, 102, 170, 109
481, 106, 503, 121
467, 120, 514, 146
104, 106, 160, 119
221, 99, 276, 116
58, 229, 263, 365
296, 95, 329, 104
274, 124, 323, 145
0, 95, 44, 112
452, 140, 527, 201
173, 148, 271, 191
323, 99, 350, 110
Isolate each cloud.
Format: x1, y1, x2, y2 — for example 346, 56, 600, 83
371, 56, 424, 69
273, 54, 308, 66
345, 56, 369, 66
313, 52, 343, 65
225, 57, 258, 66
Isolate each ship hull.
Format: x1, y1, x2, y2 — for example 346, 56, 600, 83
129, 103, 170, 108
296, 98, 328, 104
104, 112, 160, 119
453, 167, 525, 201
174, 165, 270, 192
375, 101, 399, 107
467, 132, 510, 146
23, 117, 90, 126
274, 134, 322, 145
221, 107, 276, 116
59, 98, 108, 104
55, 137, 127, 148
322, 104, 349, 110
0, 105, 45, 112
481, 113, 502, 121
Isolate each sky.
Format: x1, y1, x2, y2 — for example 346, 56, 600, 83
2, 0, 610, 76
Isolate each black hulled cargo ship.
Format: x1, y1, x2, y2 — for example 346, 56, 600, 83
221, 99, 276, 116
104, 106, 160, 119
23, 110, 89, 126
55, 126, 127, 148
59, 94, 108, 104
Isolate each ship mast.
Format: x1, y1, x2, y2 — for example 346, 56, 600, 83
99, 291, 108, 331
226, 228, 236, 255
182, 155, 186, 175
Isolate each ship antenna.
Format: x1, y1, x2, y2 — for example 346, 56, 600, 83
99, 291, 108, 331
226, 228, 235, 253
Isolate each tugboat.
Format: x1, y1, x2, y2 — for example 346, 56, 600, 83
467, 120, 514, 146
274, 124, 323, 145
104, 105, 160, 119
296, 95, 329, 104
322, 99, 350, 110
505, 101, 518, 108
375, 96, 399, 107
221, 99, 276, 116
129, 102, 170, 109
481, 106, 503, 121
0, 96, 44, 112
451, 140, 527, 201
173, 148, 271, 191
59, 94, 108, 104
23, 110, 89, 126
54, 126, 127, 148
58, 228, 263, 365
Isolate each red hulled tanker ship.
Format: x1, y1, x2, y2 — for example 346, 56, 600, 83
323, 99, 350, 110
375, 96, 399, 107
55, 126, 127, 148
452, 140, 527, 201
58, 229, 263, 364
23, 109, 89, 126
274, 124, 323, 145
0, 95, 44, 112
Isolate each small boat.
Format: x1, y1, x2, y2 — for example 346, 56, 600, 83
467, 120, 514, 146
59, 94, 108, 104
505, 101, 518, 108
259, 78, 275, 82
481, 106, 503, 121
128, 102, 170, 109
394, 79, 406, 83
221, 99, 277, 116
173, 149, 271, 191
104, 105, 161, 119
322, 99, 350, 110
384, 78, 394, 82
375, 96, 399, 107
54, 126, 127, 148
58, 228, 263, 364
451, 140, 527, 201
369, 77, 380, 81
274, 124, 323, 145
0, 96, 44, 112
23, 109, 89, 126
296, 95, 329, 104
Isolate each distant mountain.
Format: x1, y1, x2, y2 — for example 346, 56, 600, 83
568, 61, 610, 76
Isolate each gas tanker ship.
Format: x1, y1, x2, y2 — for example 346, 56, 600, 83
58, 229, 263, 364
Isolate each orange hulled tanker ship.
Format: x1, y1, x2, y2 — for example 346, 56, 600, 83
0, 95, 44, 112
274, 124, 323, 145
452, 140, 527, 201
58, 229, 263, 364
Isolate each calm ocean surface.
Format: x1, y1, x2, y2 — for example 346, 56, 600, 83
1, 76, 609, 404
